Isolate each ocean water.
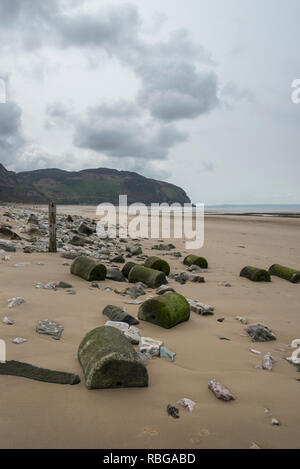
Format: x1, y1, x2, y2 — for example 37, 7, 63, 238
205, 204, 300, 215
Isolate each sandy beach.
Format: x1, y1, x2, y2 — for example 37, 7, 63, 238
0, 205, 300, 449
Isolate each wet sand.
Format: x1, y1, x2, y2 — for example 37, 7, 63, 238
0, 206, 300, 449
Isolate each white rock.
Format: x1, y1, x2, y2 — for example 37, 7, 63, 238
8, 297, 25, 308
3, 316, 14, 325
139, 337, 163, 357
250, 349, 262, 355
105, 321, 129, 332
262, 353, 275, 371
177, 398, 196, 412
12, 337, 27, 344
271, 418, 280, 426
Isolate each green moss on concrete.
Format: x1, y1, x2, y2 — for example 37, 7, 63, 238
144, 256, 170, 275
138, 292, 190, 329
269, 264, 300, 283
240, 266, 271, 282
0, 361, 80, 385
78, 326, 148, 389
183, 255, 208, 268
71, 256, 107, 281
121, 262, 137, 278
128, 265, 167, 288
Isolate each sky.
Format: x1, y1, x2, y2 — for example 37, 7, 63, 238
0, 0, 299, 204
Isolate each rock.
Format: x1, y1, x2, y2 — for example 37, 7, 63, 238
271, 418, 280, 426
160, 346, 176, 362
45, 282, 57, 290
70, 235, 92, 247
57, 281, 72, 289
138, 293, 190, 329
137, 351, 152, 365
61, 251, 82, 260
236, 316, 248, 325
78, 326, 148, 389
250, 443, 261, 449
219, 281, 232, 287
167, 405, 179, 419
246, 323, 277, 342
36, 319, 64, 340
3, 316, 14, 325
106, 268, 126, 282
240, 266, 271, 282
102, 305, 139, 325
124, 326, 141, 345
23, 246, 33, 253
126, 244, 142, 256
121, 262, 137, 278
177, 272, 205, 283
262, 353, 275, 371
144, 256, 170, 275
177, 398, 195, 412
152, 243, 175, 251
111, 255, 125, 264
66, 215, 74, 223
269, 264, 300, 283
139, 337, 163, 357
12, 337, 28, 344
129, 265, 167, 289
0, 225, 21, 240
70, 256, 107, 281
126, 283, 146, 300
208, 379, 235, 401
183, 255, 208, 268
90, 281, 100, 288
156, 285, 175, 295
104, 320, 129, 333
0, 239, 16, 252
187, 299, 214, 316
27, 214, 39, 224
217, 318, 225, 323
78, 222, 95, 236
8, 297, 24, 308
250, 349, 262, 355
0, 360, 80, 385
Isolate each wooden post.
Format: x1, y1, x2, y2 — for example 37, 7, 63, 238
48, 201, 57, 253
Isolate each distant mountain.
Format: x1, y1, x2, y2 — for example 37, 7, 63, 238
0, 164, 191, 205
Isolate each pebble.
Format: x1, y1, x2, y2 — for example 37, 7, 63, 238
3, 316, 14, 325
177, 398, 195, 412
12, 337, 28, 344
8, 297, 24, 308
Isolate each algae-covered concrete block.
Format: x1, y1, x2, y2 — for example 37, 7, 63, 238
78, 326, 148, 389
240, 266, 271, 282
183, 255, 208, 268
0, 361, 80, 385
144, 256, 170, 276
128, 265, 167, 289
102, 305, 139, 325
138, 292, 190, 329
269, 264, 300, 283
71, 256, 107, 281
121, 262, 137, 278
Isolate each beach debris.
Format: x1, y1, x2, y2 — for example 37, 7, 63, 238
240, 266, 271, 282
139, 337, 163, 357
152, 243, 175, 251
8, 297, 24, 308
106, 268, 126, 282
144, 256, 170, 276
36, 319, 64, 340
188, 299, 214, 316
129, 265, 167, 289
250, 443, 261, 449
12, 337, 28, 344
78, 326, 148, 389
271, 418, 280, 426
287, 339, 300, 365
246, 323, 277, 342
269, 264, 300, 283
126, 283, 146, 300
219, 337, 230, 341
156, 285, 175, 295
219, 281, 232, 287
0, 360, 80, 385
3, 316, 14, 325
167, 405, 180, 419
105, 320, 129, 333
250, 349, 262, 355
56, 281, 72, 289
138, 293, 190, 329
262, 353, 275, 371
102, 305, 139, 326
70, 255, 107, 281
208, 379, 235, 401
177, 398, 195, 412
217, 318, 225, 323
45, 282, 57, 290
124, 326, 141, 345
236, 316, 248, 325
160, 346, 176, 362
183, 255, 208, 268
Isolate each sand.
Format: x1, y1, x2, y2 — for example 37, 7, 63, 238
0, 206, 300, 449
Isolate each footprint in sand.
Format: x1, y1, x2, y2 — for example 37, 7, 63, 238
190, 429, 210, 445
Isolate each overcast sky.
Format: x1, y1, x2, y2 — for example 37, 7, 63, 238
0, 0, 299, 204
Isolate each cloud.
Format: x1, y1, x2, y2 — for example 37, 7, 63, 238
199, 160, 215, 172
0, 101, 25, 167
72, 100, 187, 160
221, 80, 255, 104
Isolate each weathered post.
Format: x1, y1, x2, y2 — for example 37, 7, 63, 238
48, 201, 57, 253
